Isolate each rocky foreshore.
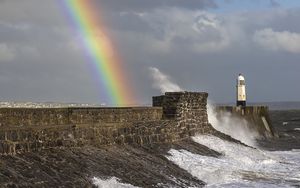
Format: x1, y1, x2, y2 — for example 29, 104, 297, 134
0, 138, 220, 187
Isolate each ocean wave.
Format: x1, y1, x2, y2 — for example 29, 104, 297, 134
166, 135, 300, 187
92, 177, 139, 188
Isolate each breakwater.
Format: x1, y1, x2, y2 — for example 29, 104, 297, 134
216, 106, 276, 138
0, 92, 277, 156
0, 92, 284, 187
0, 92, 215, 155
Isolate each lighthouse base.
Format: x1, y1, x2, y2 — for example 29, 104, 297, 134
216, 105, 277, 138
237, 101, 246, 107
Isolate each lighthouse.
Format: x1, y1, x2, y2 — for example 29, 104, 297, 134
236, 73, 246, 107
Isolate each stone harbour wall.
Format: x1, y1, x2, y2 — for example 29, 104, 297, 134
153, 92, 213, 134
0, 92, 215, 155
216, 106, 277, 137
0, 107, 163, 127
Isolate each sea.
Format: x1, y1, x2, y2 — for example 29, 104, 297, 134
1, 101, 300, 187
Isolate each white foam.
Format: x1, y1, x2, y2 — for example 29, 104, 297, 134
294, 128, 300, 131
207, 103, 259, 147
92, 177, 139, 188
167, 149, 240, 185
167, 135, 300, 187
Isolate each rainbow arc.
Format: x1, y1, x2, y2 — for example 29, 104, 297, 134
61, 0, 135, 106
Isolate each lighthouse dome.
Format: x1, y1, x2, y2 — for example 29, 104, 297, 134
237, 74, 245, 86
238, 74, 245, 81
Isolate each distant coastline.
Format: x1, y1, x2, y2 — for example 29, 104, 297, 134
217, 102, 300, 111
2, 101, 300, 110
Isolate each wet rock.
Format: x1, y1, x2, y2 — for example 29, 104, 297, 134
0, 139, 219, 187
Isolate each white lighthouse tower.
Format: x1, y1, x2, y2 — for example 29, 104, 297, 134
236, 73, 246, 107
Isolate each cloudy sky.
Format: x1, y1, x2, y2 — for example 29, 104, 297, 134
0, 0, 300, 105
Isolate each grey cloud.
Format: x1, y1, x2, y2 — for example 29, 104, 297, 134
98, 0, 217, 12
1, 0, 300, 104
270, 0, 280, 7
0, 7, 100, 103
253, 28, 300, 53
109, 7, 300, 103
114, 9, 233, 54
0, 43, 15, 62
0, 0, 66, 27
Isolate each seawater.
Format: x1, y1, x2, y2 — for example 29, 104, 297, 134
167, 135, 300, 187
93, 135, 300, 187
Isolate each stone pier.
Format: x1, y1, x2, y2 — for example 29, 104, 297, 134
0, 92, 215, 155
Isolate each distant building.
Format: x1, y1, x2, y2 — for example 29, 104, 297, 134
237, 73, 246, 107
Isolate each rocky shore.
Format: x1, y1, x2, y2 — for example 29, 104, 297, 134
0, 138, 221, 187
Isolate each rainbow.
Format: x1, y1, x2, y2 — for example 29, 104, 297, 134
60, 0, 135, 106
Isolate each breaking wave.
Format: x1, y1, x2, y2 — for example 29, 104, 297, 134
167, 135, 300, 187
92, 177, 139, 188
207, 103, 260, 147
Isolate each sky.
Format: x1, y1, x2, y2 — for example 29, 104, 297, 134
0, 0, 300, 105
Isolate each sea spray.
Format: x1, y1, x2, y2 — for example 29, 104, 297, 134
207, 102, 260, 147
148, 67, 260, 147
167, 135, 300, 187
92, 177, 139, 188
148, 67, 183, 93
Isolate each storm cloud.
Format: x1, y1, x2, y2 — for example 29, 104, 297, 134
0, 0, 300, 105
97, 0, 217, 11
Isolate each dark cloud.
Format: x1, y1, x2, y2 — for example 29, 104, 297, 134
0, 0, 300, 105
110, 7, 300, 103
270, 0, 280, 7
97, 0, 217, 12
